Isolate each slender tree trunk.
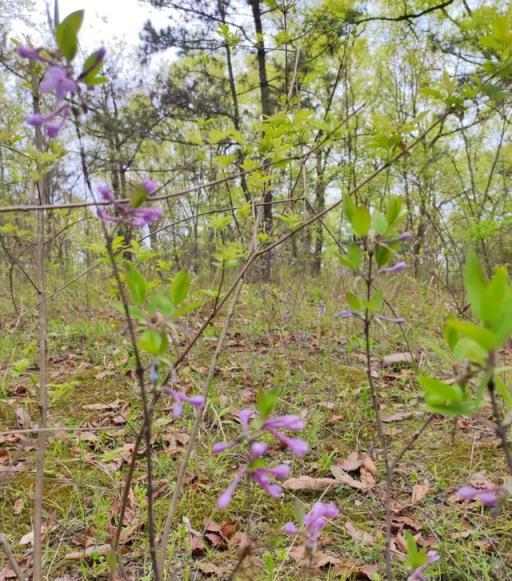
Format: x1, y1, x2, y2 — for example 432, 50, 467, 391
31, 71, 49, 581
249, 0, 273, 280
312, 152, 325, 276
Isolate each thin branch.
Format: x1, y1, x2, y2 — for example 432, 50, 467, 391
354, 1, 455, 25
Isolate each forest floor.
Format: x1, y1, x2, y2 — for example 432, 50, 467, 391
1, 272, 511, 580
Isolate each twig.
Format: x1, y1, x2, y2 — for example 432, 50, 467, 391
158, 202, 264, 575
71, 109, 160, 581
31, 70, 49, 581
488, 374, 512, 474
363, 251, 393, 581
0, 534, 24, 581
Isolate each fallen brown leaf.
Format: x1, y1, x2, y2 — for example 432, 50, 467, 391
64, 544, 111, 560
196, 561, 228, 578
411, 481, 430, 504
344, 521, 375, 546
382, 412, 413, 423
283, 475, 339, 491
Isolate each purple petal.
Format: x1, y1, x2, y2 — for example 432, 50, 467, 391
238, 408, 253, 431
399, 232, 413, 241
46, 124, 60, 138
17, 46, 40, 59
98, 185, 115, 202
457, 486, 477, 500
217, 469, 245, 509
379, 261, 406, 275
476, 491, 499, 507
263, 415, 305, 431
268, 464, 290, 480
212, 441, 236, 454
427, 550, 440, 564
187, 395, 205, 408
27, 114, 45, 126
250, 442, 267, 458
283, 522, 298, 535
97, 208, 118, 223
141, 178, 157, 193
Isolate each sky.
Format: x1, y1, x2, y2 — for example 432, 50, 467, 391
11, 0, 172, 62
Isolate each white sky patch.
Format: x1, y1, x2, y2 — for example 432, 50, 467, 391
11, 0, 174, 66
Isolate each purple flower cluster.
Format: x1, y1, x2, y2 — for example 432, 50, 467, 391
17, 46, 106, 138
97, 181, 163, 228
379, 261, 406, 275
457, 485, 502, 507
409, 550, 440, 581
284, 501, 340, 551
213, 408, 308, 508
163, 388, 205, 417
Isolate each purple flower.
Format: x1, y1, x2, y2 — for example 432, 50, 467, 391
376, 315, 406, 324
250, 442, 268, 458
17, 46, 41, 59
251, 469, 283, 498
40, 65, 78, 103
409, 550, 440, 581
163, 388, 205, 417
213, 406, 308, 508
212, 441, 237, 454
284, 501, 340, 551
262, 415, 305, 431
141, 178, 157, 194
379, 261, 406, 275
238, 408, 253, 431
283, 522, 298, 534
457, 485, 501, 507
217, 468, 245, 509
267, 463, 290, 480
336, 309, 359, 319
26, 104, 70, 138
264, 427, 308, 456
97, 184, 164, 227
78, 47, 107, 80
399, 232, 413, 241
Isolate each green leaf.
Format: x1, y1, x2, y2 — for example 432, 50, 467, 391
173, 300, 203, 318
55, 10, 84, 61
375, 244, 392, 267
482, 267, 508, 327
256, 388, 279, 419
170, 270, 191, 306
341, 243, 363, 271
367, 289, 384, 312
495, 376, 512, 410
139, 329, 168, 356
443, 317, 459, 351
343, 194, 356, 221
464, 250, 486, 321
405, 531, 428, 570
452, 337, 488, 363
419, 375, 463, 406
386, 197, 403, 226
148, 294, 175, 317
346, 291, 362, 312
446, 319, 497, 351
372, 209, 388, 236
124, 263, 146, 304
129, 184, 148, 209
351, 206, 371, 237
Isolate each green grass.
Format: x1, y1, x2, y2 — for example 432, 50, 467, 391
0, 272, 510, 579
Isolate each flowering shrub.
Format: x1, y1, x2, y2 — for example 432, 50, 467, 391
97, 181, 163, 227
18, 11, 106, 138
213, 390, 308, 507
283, 501, 340, 553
